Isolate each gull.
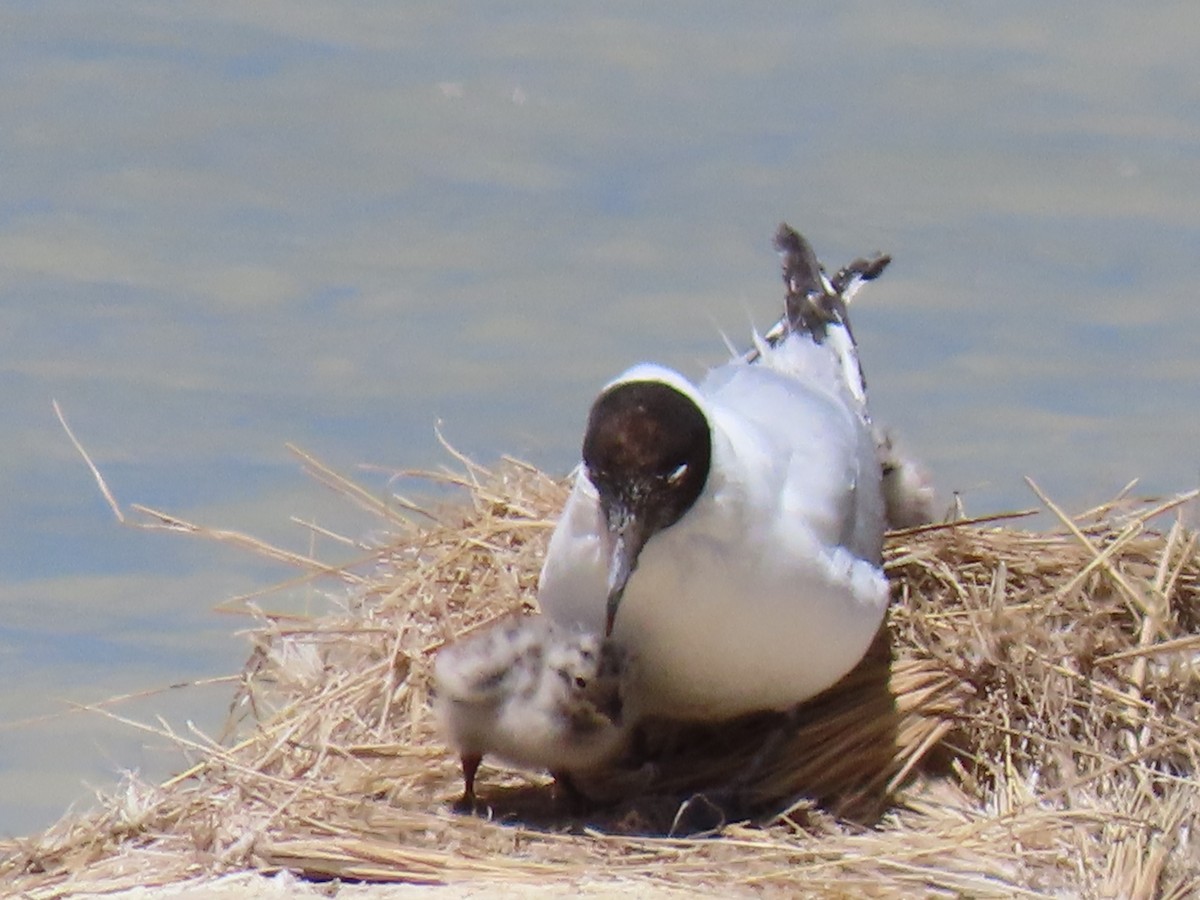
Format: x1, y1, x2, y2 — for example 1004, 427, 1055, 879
537, 224, 893, 721
432, 615, 632, 807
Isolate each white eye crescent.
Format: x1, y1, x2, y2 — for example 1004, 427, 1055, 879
666, 463, 688, 485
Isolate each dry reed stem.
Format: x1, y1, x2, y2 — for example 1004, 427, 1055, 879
3, 443, 1199, 898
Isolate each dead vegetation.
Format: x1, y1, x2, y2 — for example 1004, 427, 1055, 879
2, 445, 1199, 898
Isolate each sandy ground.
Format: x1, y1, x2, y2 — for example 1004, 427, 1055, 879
70, 871, 709, 899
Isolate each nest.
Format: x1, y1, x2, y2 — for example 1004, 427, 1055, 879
3, 446, 1199, 898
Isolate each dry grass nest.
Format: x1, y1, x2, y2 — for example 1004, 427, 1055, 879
4, 445, 1200, 898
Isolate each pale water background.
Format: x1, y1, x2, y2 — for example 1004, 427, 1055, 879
2, 4, 1198, 836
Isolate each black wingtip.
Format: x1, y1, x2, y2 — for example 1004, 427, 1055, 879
744, 224, 890, 366
831, 254, 892, 294
774, 223, 825, 299
775, 223, 839, 342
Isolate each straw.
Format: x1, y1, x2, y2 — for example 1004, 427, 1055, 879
3, 448, 1198, 898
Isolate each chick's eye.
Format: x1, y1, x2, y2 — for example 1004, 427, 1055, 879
574, 675, 588, 689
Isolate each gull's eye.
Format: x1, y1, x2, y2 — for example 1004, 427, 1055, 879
666, 463, 688, 485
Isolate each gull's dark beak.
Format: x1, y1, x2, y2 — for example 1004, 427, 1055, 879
602, 502, 649, 637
